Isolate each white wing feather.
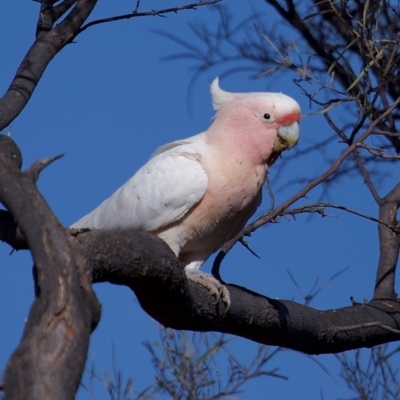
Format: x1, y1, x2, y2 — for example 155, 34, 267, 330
149, 134, 204, 159
71, 136, 208, 231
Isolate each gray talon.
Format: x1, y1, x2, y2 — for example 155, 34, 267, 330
185, 269, 230, 310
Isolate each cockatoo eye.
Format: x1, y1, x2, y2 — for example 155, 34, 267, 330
263, 113, 271, 120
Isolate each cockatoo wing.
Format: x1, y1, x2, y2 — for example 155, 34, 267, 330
149, 133, 204, 159
71, 142, 208, 231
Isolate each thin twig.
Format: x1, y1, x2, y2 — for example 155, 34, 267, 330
358, 143, 400, 159
78, 1, 222, 34
212, 196, 400, 279
287, 267, 349, 306
323, 111, 349, 143
239, 238, 260, 259
373, 130, 400, 137
25, 154, 64, 183
353, 149, 382, 204
278, 203, 398, 232
335, 321, 400, 336
265, 173, 275, 212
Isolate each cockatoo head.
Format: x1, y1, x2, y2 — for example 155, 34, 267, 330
209, 77, 300, 166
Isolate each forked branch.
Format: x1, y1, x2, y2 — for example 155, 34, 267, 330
0, 136, 100, 399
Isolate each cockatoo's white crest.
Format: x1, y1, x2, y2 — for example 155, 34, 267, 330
210, 77, 236, 110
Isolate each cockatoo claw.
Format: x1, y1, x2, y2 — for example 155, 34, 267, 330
184, 269, 230, 311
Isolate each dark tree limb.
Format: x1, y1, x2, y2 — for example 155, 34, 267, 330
0, 212, 398, 363
70, 229, 400, 354
5, 223, 400, 355
0, 0, 98, 130
0, 136, 101, 400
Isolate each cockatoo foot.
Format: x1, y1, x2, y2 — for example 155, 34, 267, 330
184, 269, 230, 310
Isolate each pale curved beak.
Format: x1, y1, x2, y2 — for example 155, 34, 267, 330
272, 121, 300, 152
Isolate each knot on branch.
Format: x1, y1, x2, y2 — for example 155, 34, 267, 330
0, 135, 22, 169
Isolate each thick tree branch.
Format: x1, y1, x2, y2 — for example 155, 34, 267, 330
0, 136, 100, 400
0, 0, 97, 130
1, 184, 400, 356
73, 229, 400, 355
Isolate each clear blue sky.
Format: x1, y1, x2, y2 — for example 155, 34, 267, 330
1, 1, 398, 399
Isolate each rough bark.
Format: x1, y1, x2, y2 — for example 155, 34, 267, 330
79, 229, 400, 355
0, 136, 101, 400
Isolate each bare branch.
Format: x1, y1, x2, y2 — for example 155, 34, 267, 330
265, 173, 275, 212
0, 136, 100, 398
323, 111, 349, 143
25, 154, 64, 183
358, 143, 400, 159
373, 130, 400, 138
352, 149, 382, 204
78, 1, 223, 34
212, 198, 398, 280
70, 227, 400, 355
239, 238, 260, 259
287, 266, 349, 306
279, 203, 396, 231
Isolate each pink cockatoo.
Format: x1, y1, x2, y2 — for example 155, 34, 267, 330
71, 78, 301, 307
